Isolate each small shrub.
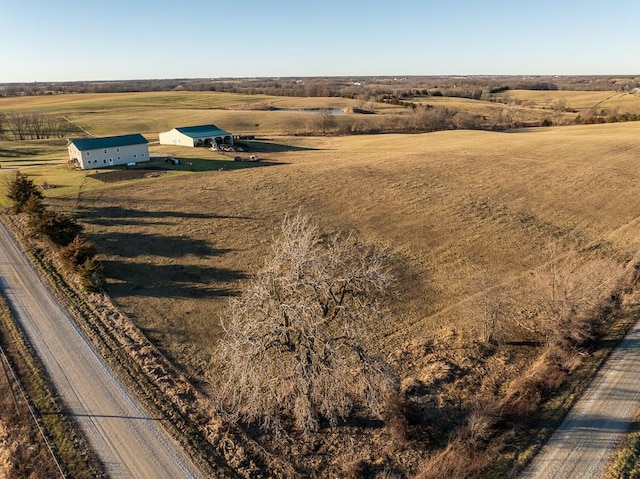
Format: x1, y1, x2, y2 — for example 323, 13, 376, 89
384, 393, 410, 447
4, 171, 43, 214
59, 236, 96, 271
77, 258, 104, 292
343, 459, 367, 479
416, 438, 490, 479
30, 210, 82, 246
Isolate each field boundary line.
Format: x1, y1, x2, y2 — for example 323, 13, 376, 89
62, 115, 93, 137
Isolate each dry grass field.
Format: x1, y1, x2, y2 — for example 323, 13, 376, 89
3, 90, 640, 476
0, 91, 403, 140
55, 122, 640, 378
496, 89, 640, 114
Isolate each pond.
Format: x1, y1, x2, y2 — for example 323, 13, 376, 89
271, 108, 344, 115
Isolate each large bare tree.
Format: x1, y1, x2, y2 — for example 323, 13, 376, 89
213, 213, 397, 435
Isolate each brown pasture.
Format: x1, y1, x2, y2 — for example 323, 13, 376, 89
64, 121, 640, 378
4, 89, 640, 473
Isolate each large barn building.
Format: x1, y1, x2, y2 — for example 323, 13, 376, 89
158, 124, 233, 148
67, 134, 149, 170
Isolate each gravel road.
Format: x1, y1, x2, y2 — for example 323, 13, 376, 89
521, 318, 640, 478
0, 222, 203, 479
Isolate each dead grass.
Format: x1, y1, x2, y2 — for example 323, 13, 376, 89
56, 121, 640, 376
496, 90, 640, 114
0, 91, 398, 138
35, 121, 634, 476
4, 91, 640, 476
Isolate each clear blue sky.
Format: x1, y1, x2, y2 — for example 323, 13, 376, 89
1, 0, 638, 82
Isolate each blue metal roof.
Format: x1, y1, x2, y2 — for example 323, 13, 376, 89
69, 134, 148, 151
174, 124, 231, 138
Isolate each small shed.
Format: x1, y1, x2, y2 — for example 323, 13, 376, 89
67, 134, 149, 170
158, 124, 233, 148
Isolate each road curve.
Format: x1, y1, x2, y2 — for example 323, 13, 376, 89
521, 318, 640, 478
0, 221, 203, 479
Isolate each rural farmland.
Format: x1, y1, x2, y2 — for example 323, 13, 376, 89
2, 84, 640, 477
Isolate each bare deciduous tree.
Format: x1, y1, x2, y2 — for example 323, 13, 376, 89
312, 110, 337, 135
516, 246, 620, 349
4, 111, 72, 140
5, 112, 29, 140
213, 213, 398, 435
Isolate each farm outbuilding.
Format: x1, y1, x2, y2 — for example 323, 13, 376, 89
67, 134, 149, 170
158, 124, 234, 148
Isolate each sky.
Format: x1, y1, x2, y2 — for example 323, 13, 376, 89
1, 0, 639, 82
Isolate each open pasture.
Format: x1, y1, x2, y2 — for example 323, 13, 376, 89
3, 91, 640, 370
48, 120, 640, 376
4, 88, 640, 474
0, 91, 401, 138
496, 89, 640, 113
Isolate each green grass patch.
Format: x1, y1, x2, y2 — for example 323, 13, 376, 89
0, 139, 67, 164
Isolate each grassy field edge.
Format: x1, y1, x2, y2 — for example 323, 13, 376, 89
0, 212, 268, 477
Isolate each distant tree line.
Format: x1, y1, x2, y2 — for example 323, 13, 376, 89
1, 75, 638, 140
2, 75, 638, 101
294, 104, 547, 137
0, 112, 76, 141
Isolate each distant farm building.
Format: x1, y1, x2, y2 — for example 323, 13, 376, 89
67, 134, 149, 170
159, 124, 233, 148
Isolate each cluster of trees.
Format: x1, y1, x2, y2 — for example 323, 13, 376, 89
4, 172, 102, 291
297, 104, 545, 136
0, 112, 75, 140
575, 108, 640, 125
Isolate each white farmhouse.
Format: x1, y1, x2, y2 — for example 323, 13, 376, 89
67, 134, 149, 170
159, 124, 233, 148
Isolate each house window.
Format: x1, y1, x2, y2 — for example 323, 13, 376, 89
133, 154, 137, 158
86, 152, 90, 156
103, 159, 106, 164
116, 148, 120, 152
104, 149, 108, 154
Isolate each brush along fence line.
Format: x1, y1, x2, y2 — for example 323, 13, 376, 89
0, 213, 296, 477
0, 345, 65, 478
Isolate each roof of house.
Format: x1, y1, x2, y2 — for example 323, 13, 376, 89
68, 134, 148, 151
173, 124, 231, 138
